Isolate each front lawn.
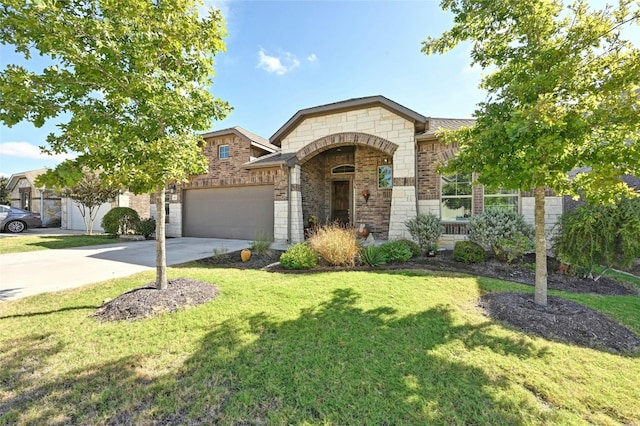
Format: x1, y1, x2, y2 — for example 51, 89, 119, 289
0, 234, 116, 254
1, 266, 638, 424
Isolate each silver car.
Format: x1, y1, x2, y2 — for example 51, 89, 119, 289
0, 205, 42, 233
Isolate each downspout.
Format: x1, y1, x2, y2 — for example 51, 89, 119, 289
287, 165, 292, 243
40, 187, 45, 225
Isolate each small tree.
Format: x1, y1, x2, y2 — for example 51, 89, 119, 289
38, 167, 119, 235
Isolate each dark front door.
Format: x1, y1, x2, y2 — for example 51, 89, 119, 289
331, 180, 350, 225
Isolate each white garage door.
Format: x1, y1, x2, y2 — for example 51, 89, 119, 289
66, 199, 111, 233
183, 186, 274, 240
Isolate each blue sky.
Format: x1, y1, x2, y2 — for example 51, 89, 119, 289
1, 0, 636, 177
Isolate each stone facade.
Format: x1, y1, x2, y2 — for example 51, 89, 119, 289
7, 171, 61, 227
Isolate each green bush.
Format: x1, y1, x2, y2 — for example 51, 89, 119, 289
396, 238, 422, 258
453, 241, 486, 263
135, 218, 156, 239
552, 197, 640, 278
280, 243, 318, 270
469, 208, 534, 262
378, 240, 413, 263
404, 213, 442, 253
308, 223, 359, 266
101, 207, 140, 235
359, 245, 387, 267
497, 232, 533, 264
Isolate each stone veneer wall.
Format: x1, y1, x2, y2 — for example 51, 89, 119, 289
300, 154, 326, 225
9, 178, 61, 226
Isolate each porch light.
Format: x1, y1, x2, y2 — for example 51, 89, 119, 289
169, 184, 176, 194
361, 189, 370, 203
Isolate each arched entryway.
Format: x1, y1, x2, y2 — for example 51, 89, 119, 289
295, 133, 398, 238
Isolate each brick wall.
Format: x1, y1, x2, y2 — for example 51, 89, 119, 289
354, 146, 392, 237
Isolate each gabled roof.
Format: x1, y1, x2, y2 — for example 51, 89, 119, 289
244, 152, 298, 169
416, 118, 476, 141
6, 168, 49, 190
201, 126, 279, 153
269, 95, 428, 147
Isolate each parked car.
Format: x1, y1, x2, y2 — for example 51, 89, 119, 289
0, 205, 42, 233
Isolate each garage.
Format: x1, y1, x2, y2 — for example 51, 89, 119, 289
66, 198, 111, 233
183, 185, 274, 240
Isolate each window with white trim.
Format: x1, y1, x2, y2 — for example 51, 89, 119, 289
441, 173, 472, 221
219, 144, 229, 160
484, 187, 519, 212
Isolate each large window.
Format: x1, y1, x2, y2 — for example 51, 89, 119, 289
218, 144, 229, 160
441, 173, 472, 221
484, 187, 519, 212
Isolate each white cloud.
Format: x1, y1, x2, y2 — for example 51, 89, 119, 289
307, 53, 318, 63
257, 48, 300, 75
0, 142, 75, 161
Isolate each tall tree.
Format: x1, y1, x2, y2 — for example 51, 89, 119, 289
423, 0, 640, 306
1, 0, 231, 289
37, 165, 120, 235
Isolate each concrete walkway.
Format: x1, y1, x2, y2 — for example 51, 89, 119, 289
0, 236, 286, 301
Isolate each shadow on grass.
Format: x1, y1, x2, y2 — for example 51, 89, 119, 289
1, 288, 553, 424
22, 235, 116, 250
0, 305, 100, 320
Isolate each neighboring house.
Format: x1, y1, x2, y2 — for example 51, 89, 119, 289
6, 168, 61, 226
62, 192, 150, 233
155, 96, 564, 248
5, 168, 151, 232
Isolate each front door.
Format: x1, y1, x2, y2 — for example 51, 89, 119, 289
331, 180, 351, 225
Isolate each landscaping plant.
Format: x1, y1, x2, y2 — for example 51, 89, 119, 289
359, 245, 387, 267
396, 238, 422, 258
308, 223, 359, 266
135, 218, 156, 239
404, 213, 442, 254
468, 208, 534, 262
280, 243, 318, 270
101, 207, 140, 236
249, 234, 273, 256
553, 197, 640, 280
452, 241, 486, 263
378, 240, 413, 263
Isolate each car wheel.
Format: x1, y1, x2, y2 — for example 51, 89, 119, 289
5, 220, 26, 233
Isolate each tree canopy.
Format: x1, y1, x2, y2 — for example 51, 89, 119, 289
1, 0, 231, 288
423, 0, 640, 305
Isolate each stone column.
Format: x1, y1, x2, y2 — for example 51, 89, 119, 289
290, 165, 304, 243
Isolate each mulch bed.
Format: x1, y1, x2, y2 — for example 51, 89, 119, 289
94, 249, 640, 354
93, 278, 219, 322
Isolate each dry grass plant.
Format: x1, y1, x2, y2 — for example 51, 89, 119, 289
308, 222, 360, 266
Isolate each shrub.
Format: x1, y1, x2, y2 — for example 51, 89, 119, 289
308, 223, 359, 266
497, 232, 533, 263
453, 241, 486, 263
405, 213, 442, 254
469, 208, 534, 262
396, 238, 422, 258
280, 243, 318, 270
249, 235, 272, 255
101, 207, 140, 235
359, 245, 387, 267
378, 240, 413, 263
135, 218, 156, 239
46, 217, 61, 228
552, 197, 640, 279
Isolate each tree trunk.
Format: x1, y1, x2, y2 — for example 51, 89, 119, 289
155, 186, 168, 290
534, 185, 548, 306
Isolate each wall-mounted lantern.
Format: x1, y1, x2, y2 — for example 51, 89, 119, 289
361, 189, 370, 204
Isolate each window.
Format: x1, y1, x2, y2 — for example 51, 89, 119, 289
441, 173, 472, 221
331, 165, 355, 174
378, 166, 392, 188
484, 187, 519, 212
218, 144, 229, 160
164, 192, 170, 224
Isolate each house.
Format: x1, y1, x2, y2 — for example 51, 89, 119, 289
155, 96, 564, 247
6, 168, 151, 232
6, 168, 61, 226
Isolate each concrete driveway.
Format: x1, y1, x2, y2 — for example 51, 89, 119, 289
0, 237, 259, 301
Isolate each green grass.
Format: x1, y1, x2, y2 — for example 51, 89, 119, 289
1, 267, 638, 425
0, 234, 116, 254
